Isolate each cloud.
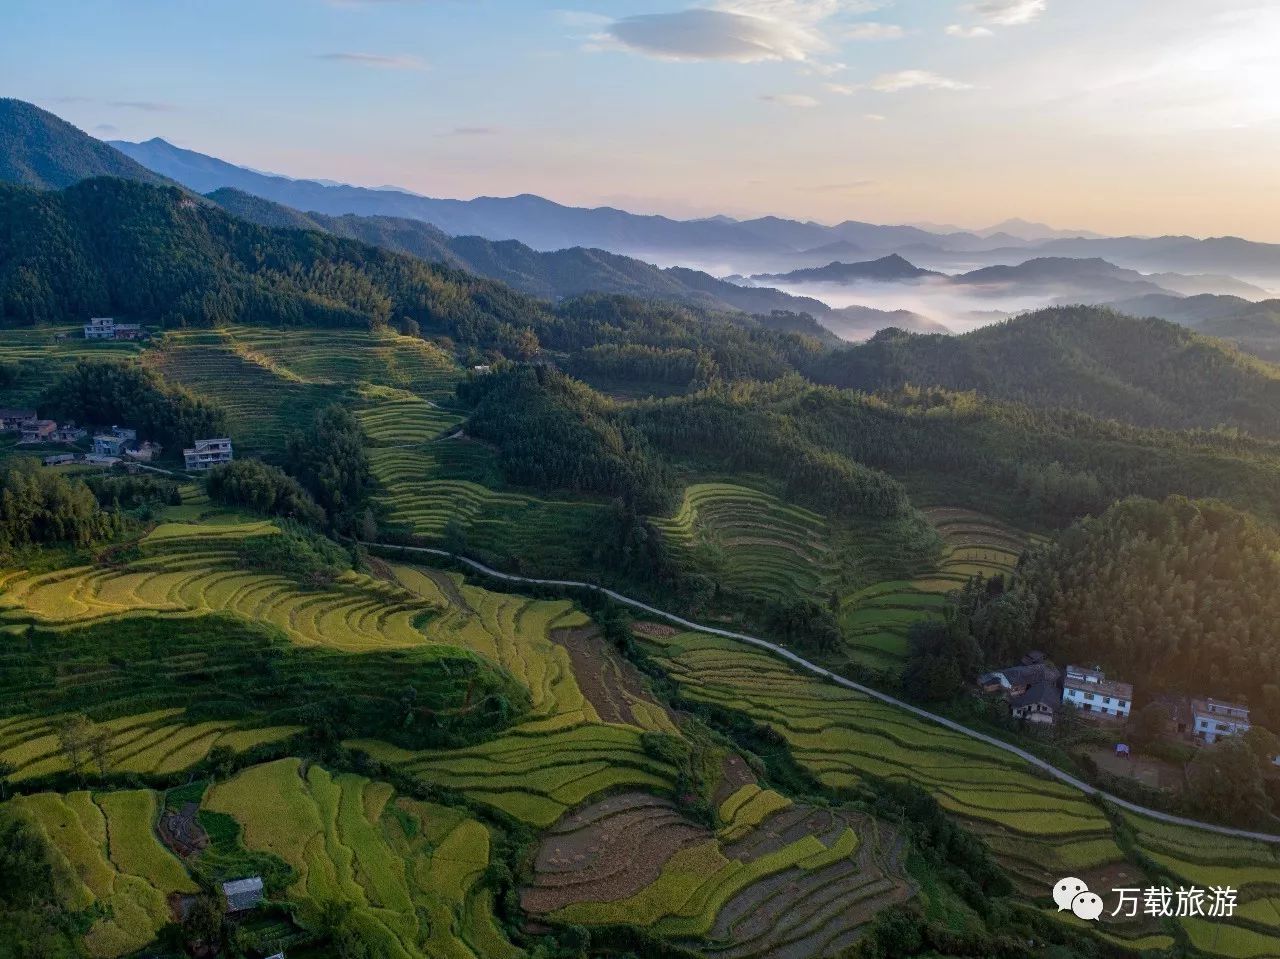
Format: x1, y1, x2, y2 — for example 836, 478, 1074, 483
108, 100, 179, 112
598, 1, 890, 63
316, 52, 429, 70
94, 123, 120, 134
844, 22, 904, 40
963, 0, 1046, 26
864, 112, 887, 120
945, 24, 993, 37
825, 82, 857, 95
606, 8, 827, 62
760, 93, 821, 107
870, 69, 971, 91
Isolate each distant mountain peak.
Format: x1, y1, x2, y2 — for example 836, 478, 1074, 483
753, 253, 941, 286
0, 98, 172, 190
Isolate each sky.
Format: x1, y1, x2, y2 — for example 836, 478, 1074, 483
4, 0, 1280, 239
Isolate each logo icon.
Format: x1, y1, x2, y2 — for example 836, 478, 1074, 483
1052, 877, 1101, 921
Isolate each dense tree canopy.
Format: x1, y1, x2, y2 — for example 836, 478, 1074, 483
284, 405, 372, 527
206, 458, 325, 527
459, 365, 675, 513
970, 497, 1280, 727
0, 460, 119, 553
809, 309, 1280, 438
40, 359, 226, 452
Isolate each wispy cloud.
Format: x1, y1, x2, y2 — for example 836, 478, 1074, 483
946, 0, 1043, 39
594, 1, 891, 64
945, 24, 993, 38
108, 100, 179, 112
604, 9, 827, 62
965, 0, 1047, 26
94, 123, 120, 134
844, 22, 904, 40
827, 71, 971, 94
316, 52, 429, 70
870, 70, 971, 92
760, 93, 821, 107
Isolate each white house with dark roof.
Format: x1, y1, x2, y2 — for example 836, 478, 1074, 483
1061, 665, 1132, 719
1010, 681, 1058, 725
1191, 698, 1251, 744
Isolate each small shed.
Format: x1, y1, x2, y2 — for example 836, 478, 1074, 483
222, 876, 264, 913
1115, 743, 1131, 758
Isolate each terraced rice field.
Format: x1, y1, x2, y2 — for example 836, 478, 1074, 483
1125, 813, 1280, 956
0, 521, 622, 782
353, 566, 680, 827
357, 386, 465, 444
651, 483, 836, 604
524, 788, 913, 958
645, 632, 1131, 886
0, 521, 437, 651
149, 326, 461, 454
0, 326, 144, 407
9, 788, 197, 957
838, 508, 1029, 672
0, 708, 298, 783
206, 758, 515, 959
364, 408, 611, 574
224, 327, 459, 397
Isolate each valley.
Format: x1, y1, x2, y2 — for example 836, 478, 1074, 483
2, 91, 1280, 959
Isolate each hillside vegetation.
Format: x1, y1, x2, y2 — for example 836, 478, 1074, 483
0, 99, 171, 191
812, 307, 1280, 437
970, 496, 1280, 727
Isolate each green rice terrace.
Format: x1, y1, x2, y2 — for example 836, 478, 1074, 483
0, 329, 1277, 958
359, 393, 614, 576
0, 325, 145, 408
651, 484, 1027, 673
1, 488, 1275, 957
146, 327, 460, 455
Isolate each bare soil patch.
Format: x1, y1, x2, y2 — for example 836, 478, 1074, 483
521, 791, 707, 913
552, 626, 676, 728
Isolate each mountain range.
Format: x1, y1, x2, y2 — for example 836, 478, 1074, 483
2, 135, 1280, 441
4, 97, 1280, 357
1106, 293, 1280, 362
756, 254, 1236, 305
108, 133, 1280, 285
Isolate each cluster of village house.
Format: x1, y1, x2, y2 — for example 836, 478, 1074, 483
979, 654, 1265, 750
1, 408, 233, 473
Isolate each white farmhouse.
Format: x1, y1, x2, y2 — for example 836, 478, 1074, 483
1191, 698, 1251, 744
1061, 665, 1133, 719
183, 437, 234, 471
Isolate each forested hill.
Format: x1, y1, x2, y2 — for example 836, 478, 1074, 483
207, 187, 844, 330
809, 307, 1280, 438
0, 98, 172, 190
0, 176, 546, 337
0, 177, 834, 373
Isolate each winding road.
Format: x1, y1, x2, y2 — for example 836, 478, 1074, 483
373, 540, 1280, 845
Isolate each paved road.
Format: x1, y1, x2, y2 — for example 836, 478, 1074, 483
373, 541, 1280, 845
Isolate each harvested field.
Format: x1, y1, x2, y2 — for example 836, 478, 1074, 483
550, 626, 678, 732
521, 791, 708, 913
528, 790, 914, 959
